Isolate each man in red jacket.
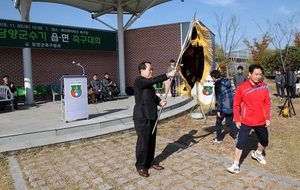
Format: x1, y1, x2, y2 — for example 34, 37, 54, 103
227, 64, 271, 174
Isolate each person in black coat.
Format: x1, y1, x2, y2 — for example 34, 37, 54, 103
102, 73, 120, 100
133, 61, 176, 177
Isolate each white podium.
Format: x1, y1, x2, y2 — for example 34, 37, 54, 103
60, 75, 88, 122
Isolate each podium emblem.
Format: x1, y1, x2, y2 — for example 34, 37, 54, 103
202, 86, 213, 95
70, 81, 82, 98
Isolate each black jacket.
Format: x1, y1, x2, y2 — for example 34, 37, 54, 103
133, 74, 168, 120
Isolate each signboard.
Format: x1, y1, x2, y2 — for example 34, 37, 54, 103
0, 19, 116, 51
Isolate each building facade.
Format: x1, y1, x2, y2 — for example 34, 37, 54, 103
230, 49, 252, 74
0, 21, 215, 97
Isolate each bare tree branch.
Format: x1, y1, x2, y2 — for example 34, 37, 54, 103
212, 14, 246, 77
267, 15, 297, 72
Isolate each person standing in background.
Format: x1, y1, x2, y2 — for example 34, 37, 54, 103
233, 65, 248, 89
167, 59, 178, 97
275, 70, 285, 98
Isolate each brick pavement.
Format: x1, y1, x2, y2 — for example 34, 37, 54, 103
8, 131, 300, 190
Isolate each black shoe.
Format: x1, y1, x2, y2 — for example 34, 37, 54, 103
151, 164, 164, 170
137, 169, 149, 177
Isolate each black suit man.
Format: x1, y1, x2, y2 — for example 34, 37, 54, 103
133, 61, 176, 177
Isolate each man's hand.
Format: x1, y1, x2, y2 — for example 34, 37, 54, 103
236, 122, 241, 129
168, 69, 177, 78
265, 120, 270, 127
217, 112, 221, 118
160, 99, 167, 107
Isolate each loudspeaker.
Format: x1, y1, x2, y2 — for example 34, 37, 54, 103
286, 71, 294, 87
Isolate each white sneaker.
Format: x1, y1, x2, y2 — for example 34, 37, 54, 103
212, 138, 223, 143
226, 164, 240, 174
251, 151, 267, 164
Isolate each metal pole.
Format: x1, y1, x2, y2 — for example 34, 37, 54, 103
20, 0, 35, 105
117, 0, 126, 95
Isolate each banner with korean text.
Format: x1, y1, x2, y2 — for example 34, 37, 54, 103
0, 19, 116, 51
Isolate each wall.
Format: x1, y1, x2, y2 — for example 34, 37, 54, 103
0, 48, 118, 86
124, 23, 181, 87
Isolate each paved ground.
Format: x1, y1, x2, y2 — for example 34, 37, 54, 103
7, 131, 300, 190
0, 95, 193, 152
1, 96, 300, 189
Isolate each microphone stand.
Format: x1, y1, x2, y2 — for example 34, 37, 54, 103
76, 63, 86, 76
72, 61, 85, 75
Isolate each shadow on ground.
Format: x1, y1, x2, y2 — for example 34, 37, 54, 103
89, 108, 129, 119
155, 128, 214, 163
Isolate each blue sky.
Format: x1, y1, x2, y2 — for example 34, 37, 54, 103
0, 0, 299, 49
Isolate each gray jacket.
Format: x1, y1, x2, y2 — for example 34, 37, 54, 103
90, 79, 103, 92
233, 72, 248, 88
275, 75, 285, 85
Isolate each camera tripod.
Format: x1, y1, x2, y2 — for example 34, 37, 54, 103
278, 91, 296, 118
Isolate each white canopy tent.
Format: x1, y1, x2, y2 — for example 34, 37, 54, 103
14, 0, 173, 104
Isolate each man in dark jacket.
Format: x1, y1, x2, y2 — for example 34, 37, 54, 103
133, 61, 176, 177
210, 70, 238, 143
274, 70, 285, 98
102, 73, 120, 100
233, 65, 248, 89
90, 74, 106, 103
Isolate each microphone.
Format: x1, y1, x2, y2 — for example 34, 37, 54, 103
72, 61, 85, 75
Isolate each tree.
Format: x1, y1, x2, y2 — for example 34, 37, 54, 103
266, 15, 298, 72
285, 46, 300, 71
261, 46, 300, 74
214, 44, 227, 76
213, 14, 246, 77
244, 33, 271, 67
261, 49, 281, 73
294, 32, 300, 47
